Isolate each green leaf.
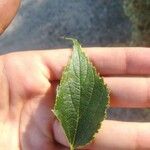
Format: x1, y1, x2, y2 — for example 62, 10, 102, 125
53, 38, 109, 150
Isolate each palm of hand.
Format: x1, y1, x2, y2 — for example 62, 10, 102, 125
0, 52, 65, 150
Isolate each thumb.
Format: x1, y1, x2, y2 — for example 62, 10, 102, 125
0, 0, 20, 34
53, 120, 69, 148
53, 120, 90, 149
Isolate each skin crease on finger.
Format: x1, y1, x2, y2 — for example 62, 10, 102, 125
0, 0, 20, 34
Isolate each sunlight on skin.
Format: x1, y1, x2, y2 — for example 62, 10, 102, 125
0, 0, 20, 34
0, 52, 67, 150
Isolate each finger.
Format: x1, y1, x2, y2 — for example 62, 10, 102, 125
50, 77, 150, 109
0, 0, 20, 34
87, 47, 150, 76
85, 120, 150, 150
51, 77, 150, 108
39, 47, 150, 81
104, 77, 150, 108
5, 48, 150, 80
50, 77, 150, 108
53, 120, 150, 150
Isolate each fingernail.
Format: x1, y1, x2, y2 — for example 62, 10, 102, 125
53, 120, 69, 147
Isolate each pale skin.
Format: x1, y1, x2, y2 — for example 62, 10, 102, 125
0, 0, 150, 150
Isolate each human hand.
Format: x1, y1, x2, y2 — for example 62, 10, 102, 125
0, 1, 150, 149
0, 0, 20, 34
0, 48, 149, 150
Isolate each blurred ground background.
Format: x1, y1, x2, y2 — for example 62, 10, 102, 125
0, 0, 149, 121
0, 0, 132, 52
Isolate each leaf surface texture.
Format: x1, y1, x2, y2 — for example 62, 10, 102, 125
54, 39, 109, 150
